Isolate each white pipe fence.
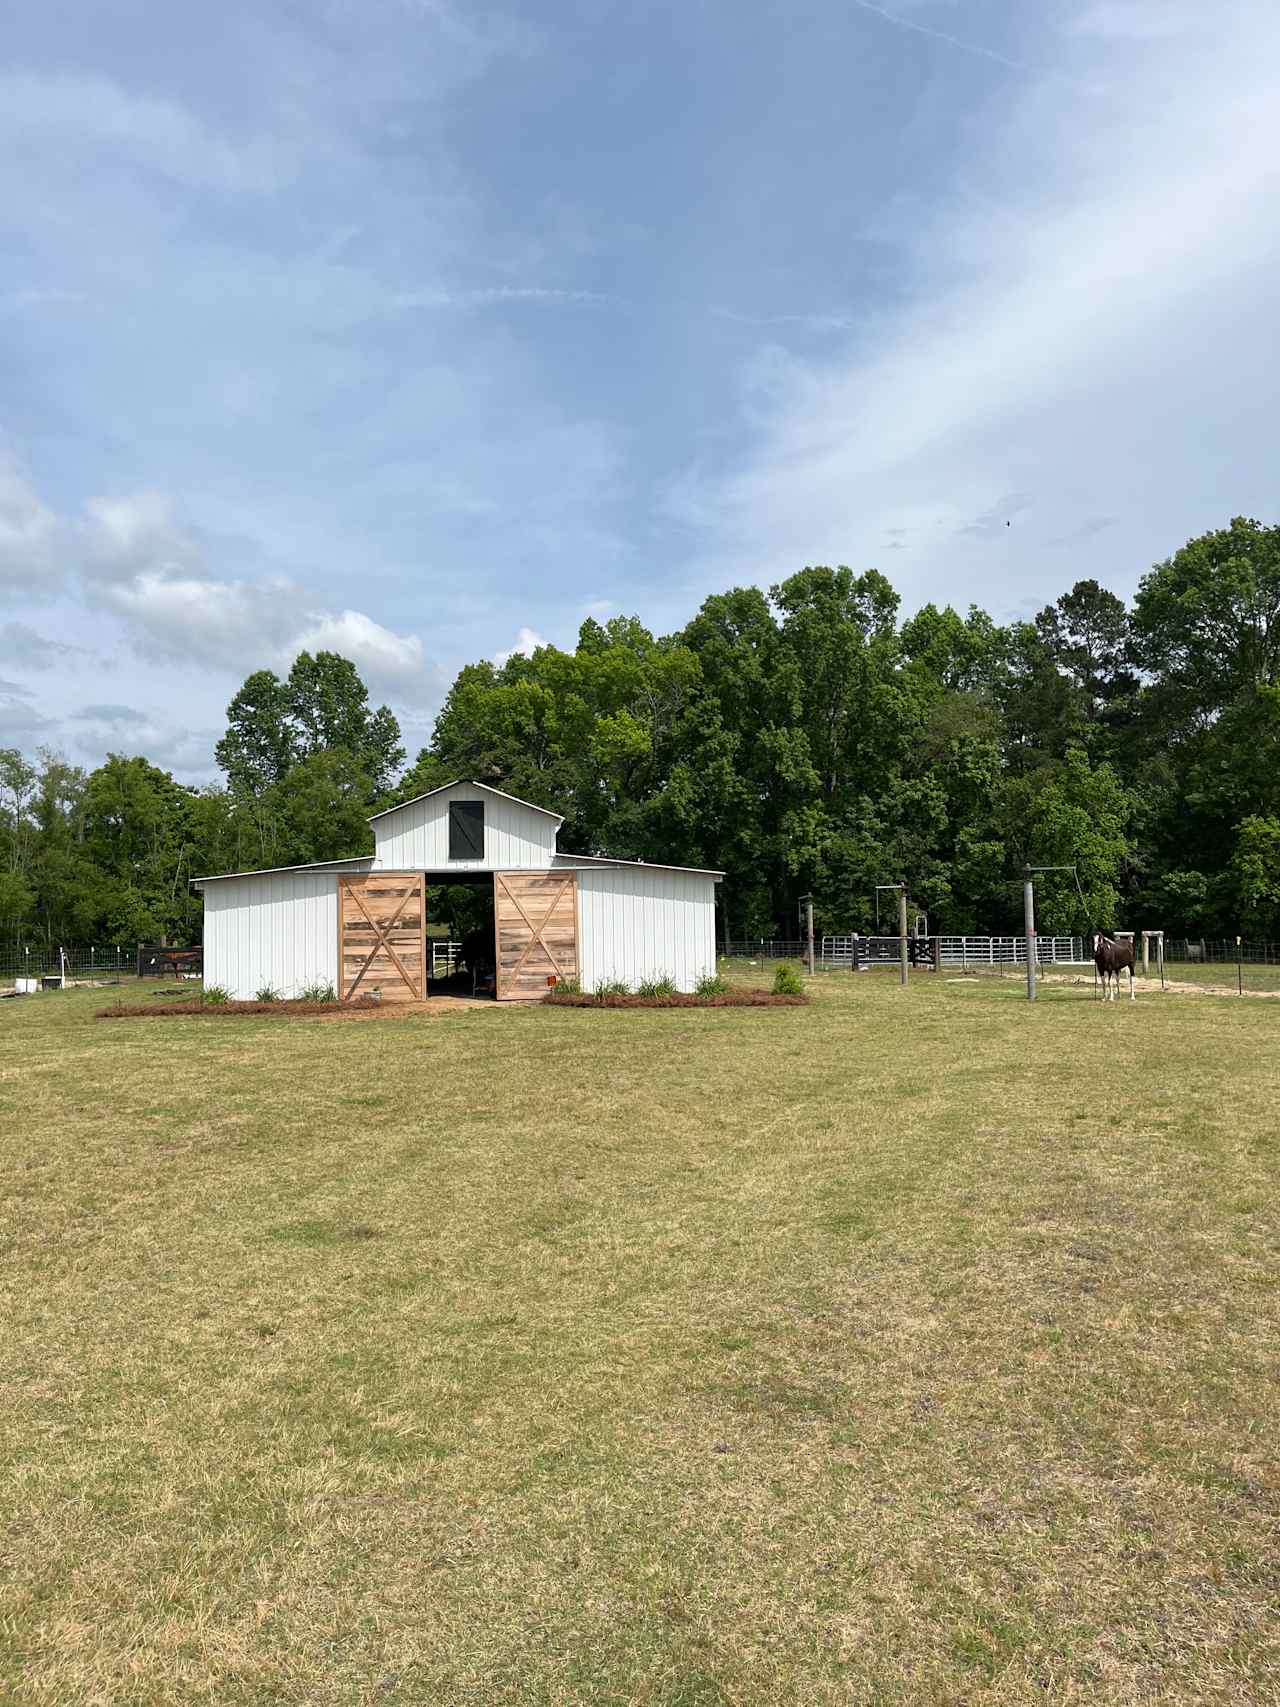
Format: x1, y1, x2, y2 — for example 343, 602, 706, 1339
820, 934, 1089, 968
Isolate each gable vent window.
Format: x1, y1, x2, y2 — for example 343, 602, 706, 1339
449, 800, 485, 860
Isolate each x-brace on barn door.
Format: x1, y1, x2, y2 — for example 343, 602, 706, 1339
493, 871, 579, 1000
339, 873, 426, 1001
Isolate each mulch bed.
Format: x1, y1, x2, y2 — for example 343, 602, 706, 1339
543, 990, 809, 1008
97, 1000, 365, 1020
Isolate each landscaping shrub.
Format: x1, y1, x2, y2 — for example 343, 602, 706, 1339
635, 973, 678, 998
254, 984, 280, 1003
592, 978, 631, 998
202, 984, 231, 1006
695, 971, 729, 997
771, 963, 806, 996
298, 980, 338, 1004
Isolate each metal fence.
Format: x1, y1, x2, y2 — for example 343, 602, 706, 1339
0, 944, 133, 986
820, 934, 1089, 968
1168, 939, 1280, 964
430, 940, 462, 977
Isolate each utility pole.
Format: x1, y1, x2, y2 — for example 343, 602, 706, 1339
899, 884, 909, 987
802, 894, 815, 977
1023, 867, 1037, 1001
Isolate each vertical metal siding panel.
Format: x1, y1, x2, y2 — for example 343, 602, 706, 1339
665, 874, 677, 983
235, 880, 247, 999
238, 880, 248, 1000
371, 783, 557, 872
253, 877, 265, 1000
277, 878, 290, 994
644, 873, 655, 981
571, 866, 716, 992
206, 887, 224, 990
203, 869, 349, 999
295, 881, 304, 996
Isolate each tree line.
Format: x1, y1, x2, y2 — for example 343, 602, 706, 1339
3, 517, 1279, 950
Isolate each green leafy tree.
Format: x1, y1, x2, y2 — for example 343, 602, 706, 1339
1132, 518, 1280, 710
1230, 816, 1280, 934
1035, 580, 1133, 719
998, 748, 1135, 931
215, 670, 296, 793
216, 652, 404, 801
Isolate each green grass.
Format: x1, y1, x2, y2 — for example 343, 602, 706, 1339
2, 976, 1278, 1704
1160, 959, 1280, 994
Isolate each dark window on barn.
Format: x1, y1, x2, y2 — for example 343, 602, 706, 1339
449, 800, 485, 860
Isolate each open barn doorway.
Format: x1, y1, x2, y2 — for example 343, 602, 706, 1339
425, 876, 497, 998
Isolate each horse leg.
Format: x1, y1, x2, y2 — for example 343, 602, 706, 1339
1129, 965, 1135, 1002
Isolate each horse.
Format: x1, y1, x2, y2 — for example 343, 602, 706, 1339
1092, 930, 1135, 1002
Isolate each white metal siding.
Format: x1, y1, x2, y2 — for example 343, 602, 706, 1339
373, 784, 557, 871
203, 866, 367, 999
576, 866, 717, 993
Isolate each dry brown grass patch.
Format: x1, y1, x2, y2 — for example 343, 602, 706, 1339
3, 976, 1278, 1704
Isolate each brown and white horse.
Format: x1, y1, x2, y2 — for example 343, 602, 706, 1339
1092, 930, 1135, 1001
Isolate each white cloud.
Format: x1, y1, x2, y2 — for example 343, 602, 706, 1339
0, 457, 60, 590
491, 625, 548, 667
286, 609, 428, 692
0, 464, 439, 706
0, 690, 52, 741
0, 70, 288, 194
845, 0, 1024, 70
392, 286, 612, 311
72, 702, 152, 726
1, 287, 90, 312
93, 569, 289, 664
670, 0, 1280, 611
1070, 2, 1194, 40
0, 624, 90, 674
66, 702, 222, 776
82, 495, 441, 703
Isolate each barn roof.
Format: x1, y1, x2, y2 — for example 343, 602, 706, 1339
190, 855, 374, 887
553, 852, 724, 878
367, 779, 564, 825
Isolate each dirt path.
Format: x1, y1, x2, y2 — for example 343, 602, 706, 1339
1042, 972, 1280, 1001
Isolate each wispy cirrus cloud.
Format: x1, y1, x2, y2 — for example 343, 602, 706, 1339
668, 0, 1280, 617
0, 69, 295, 194
845, 0, 1026, 70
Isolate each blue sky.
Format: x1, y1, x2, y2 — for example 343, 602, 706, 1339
2, 0, 1278, 780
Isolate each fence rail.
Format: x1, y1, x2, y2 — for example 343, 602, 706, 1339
0, 945, 134, 985
819, 935, 1090, 968
1167, 939, 1280, 964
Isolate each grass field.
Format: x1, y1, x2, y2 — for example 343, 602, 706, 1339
2, 975, 1278, 1705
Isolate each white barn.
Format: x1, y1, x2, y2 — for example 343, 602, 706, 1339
192, 781, 722, 1002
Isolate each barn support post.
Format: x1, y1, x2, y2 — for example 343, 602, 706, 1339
899, 885, 909, 987
1023, 869, 1037, 1002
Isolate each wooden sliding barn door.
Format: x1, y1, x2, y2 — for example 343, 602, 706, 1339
338, 873, 426, 1002
494, 872, 579, 1001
